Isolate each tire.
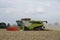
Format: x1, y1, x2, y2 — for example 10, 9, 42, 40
24, 27, 30, 31
41, 26, 45, 30
33, 26, 45, 30
33, 26, 42, 30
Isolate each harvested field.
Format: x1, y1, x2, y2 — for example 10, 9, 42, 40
0, 29, 60, 40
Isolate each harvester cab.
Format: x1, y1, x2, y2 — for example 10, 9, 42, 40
16, 18, 47, 31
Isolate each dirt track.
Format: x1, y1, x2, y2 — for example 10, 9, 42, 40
0, 29, 60, 40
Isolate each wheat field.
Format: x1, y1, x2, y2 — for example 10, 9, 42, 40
0, 29, 60, 40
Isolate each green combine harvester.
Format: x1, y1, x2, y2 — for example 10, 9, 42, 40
16, 18, 47, 31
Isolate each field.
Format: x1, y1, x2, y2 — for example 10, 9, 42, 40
0, 29, 60, 40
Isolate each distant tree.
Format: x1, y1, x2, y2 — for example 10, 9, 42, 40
7, 23, 10, 27
48, 24, 52, 25
0, 22, 6, 28
54, 22, 59, 26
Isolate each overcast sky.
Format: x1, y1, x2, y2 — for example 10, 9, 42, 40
0, 0, 60, 24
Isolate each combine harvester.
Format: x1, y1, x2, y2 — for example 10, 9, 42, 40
16, 18, 48, 31
0, 18, 48, 31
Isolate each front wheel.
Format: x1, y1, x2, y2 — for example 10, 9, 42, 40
41, 26, 45, 30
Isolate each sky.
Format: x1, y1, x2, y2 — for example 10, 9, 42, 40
0, 0, 60, 25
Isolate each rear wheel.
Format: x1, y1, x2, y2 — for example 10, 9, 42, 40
33, 26, 45, 30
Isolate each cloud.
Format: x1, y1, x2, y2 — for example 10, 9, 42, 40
0, 0, 60, 24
